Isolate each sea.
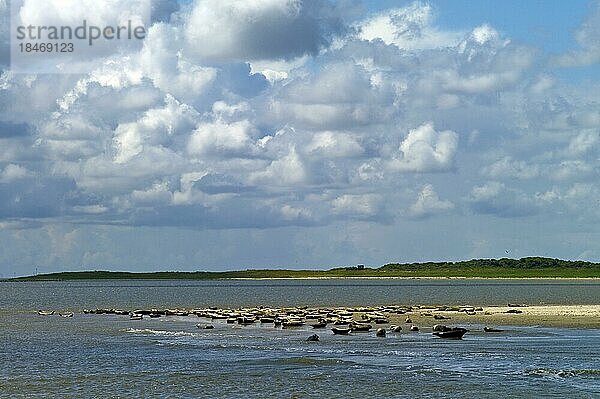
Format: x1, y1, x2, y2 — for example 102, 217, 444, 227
1, 279, 599, 398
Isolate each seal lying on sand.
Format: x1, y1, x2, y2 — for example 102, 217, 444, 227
433, 327, 468, 339
350, 322, 372, 332
331, 327, 351, 335
432, 324, 451, 332
38, 310, 54, 316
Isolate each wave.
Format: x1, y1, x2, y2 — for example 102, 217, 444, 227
256, 356, 357, 367
525, 368, 600, 378
123, 328, 198, 337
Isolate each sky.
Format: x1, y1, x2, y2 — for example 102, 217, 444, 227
1, 0, 600, 276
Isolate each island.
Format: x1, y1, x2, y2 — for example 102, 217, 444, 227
9, 257, 600, 281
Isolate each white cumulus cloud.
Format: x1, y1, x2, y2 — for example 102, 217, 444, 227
358, 2, 463, 50
408, 184, 454, 218
388, 122, 458, 173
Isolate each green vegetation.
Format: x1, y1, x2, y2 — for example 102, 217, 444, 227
7, 257, 600, 281
379, 257, 600, 278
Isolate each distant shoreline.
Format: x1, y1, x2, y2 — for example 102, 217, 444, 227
5, 277, 600, 282
7, 257, 600, 281
8, 274, 600, 281
221, 276, 600, 281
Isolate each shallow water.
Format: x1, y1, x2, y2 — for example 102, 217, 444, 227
1, 278, 599, 311
1, 280, 599, 398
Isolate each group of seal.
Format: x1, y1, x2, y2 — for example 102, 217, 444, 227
40, 304, 513, 339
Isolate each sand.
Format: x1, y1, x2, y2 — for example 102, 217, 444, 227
387, 305, 600, 329
79, 303, 600, 329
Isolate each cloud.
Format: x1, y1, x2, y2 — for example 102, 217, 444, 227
551, 2, 600, 67
12, 0, 151, 71
567, 130, 599, 156
74, 147, 185, 195
482, 156, 540, 180
388, 122, 458, 172
3, 0, 600, 269
537, 183, 600, 220
0, 220, 42, 230
269, 61, 396, 130
187, 119, 258, 158
0, 164, 33, 182
0, 121, 30, 138
0, 176, 78, 218
191, 173, 248, 195
279, 204, 312, 222
331, 193, 384, 220
184, 0, 347, 62
140, 23, 218, 102
469, 24, 499, 45
250, 146, 307, 186
0, 0, 8, 66
358, 2, 463, 50
469, 182, 537, 217
305, 131, 363, 158
445, 25, 534, 94
131, 181, 173, 206
549, 160, 595, 181
150, 0, 180, 23
408, 184, 454, 218
113, 94, 198, 163
72, 205, 109, 215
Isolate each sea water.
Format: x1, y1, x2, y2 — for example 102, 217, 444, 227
1, 279, 599, 398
